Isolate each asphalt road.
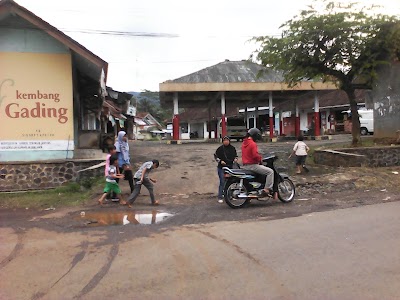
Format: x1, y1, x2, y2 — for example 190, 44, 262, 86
2, 134, 399, 299
1, 201, 400, 299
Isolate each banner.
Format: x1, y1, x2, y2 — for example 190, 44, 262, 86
0, 140, 74, 151
0, 52, 74, 151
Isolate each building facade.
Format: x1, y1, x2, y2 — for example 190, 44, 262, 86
0, 0, 108, 162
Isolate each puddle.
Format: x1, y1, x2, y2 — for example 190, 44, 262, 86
76, 210, 174, 227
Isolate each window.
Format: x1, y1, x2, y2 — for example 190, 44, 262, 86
227, 117, 246, 126
248, 118, 255, 129
181, 123, 188, 133
82, 112, 98, 130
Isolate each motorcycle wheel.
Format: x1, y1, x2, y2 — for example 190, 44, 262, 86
277, 178, 295, 203
224, 181, 250, 209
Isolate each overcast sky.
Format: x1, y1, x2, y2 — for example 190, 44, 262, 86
14, 0, 400, 92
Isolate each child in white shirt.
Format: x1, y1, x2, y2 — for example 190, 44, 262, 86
289, 136, 310, 174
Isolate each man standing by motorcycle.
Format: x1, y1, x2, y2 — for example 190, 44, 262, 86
241, 128, 274, 196
214, 136, 238, 203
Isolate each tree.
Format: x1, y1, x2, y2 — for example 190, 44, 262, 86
252, 0, 400, 145
137, 97, 156, 114
136, 90, 172, 126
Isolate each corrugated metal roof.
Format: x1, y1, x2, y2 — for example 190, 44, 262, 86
134, 117, 147, 126
169, 60, 285, 84
103, 100, 126, 119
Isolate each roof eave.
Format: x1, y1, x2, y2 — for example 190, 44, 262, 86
159, 82, 338, 92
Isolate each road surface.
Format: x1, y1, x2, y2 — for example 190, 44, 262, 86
1, 201, 400, 299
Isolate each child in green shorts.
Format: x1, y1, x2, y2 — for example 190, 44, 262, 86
98, 154, 126, 205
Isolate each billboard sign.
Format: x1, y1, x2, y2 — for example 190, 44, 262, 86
0, 52, 74, 151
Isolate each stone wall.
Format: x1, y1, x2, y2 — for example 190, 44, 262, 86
0, 160, 104, 192
314, 146, 400, 167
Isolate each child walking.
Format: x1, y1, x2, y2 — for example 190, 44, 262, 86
127, 160, 160, 207
104, 145, 117, 177
98, 154, 127, 205
105, 145, 118, 200
289, 136, 310, 174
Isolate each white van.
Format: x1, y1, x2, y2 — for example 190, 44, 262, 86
342, 109, 374, 135
358, 110, 374, 135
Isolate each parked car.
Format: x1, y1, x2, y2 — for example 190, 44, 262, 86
342, 109, 374, 135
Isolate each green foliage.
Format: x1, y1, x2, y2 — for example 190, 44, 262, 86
56, 182, 81, 193
79, 176, 103, 190
252, 0, 400, 145
149, 136, 162, 141
136, 90, 172, 125
0, 185, 84, 209
0, 178, 105, 209
253, 0, 399, 87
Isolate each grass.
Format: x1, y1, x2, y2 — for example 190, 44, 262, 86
315, 136, 392, 151
304, 138, 375, 162
0, 177, 104, 209
307, 136, 390, 165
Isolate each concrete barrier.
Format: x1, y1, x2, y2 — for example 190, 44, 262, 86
314, 145, 400, 167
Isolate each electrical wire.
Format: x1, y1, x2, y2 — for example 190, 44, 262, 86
0, 25, 280, 39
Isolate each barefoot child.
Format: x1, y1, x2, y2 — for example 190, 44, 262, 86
105, 145, 118, 200
98, 154, 126, 205
289, 136, 310, 174
105, 145, 117, 176
127, 160, 160, 207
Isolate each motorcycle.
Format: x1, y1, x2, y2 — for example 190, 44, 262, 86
222, 154, 295, 208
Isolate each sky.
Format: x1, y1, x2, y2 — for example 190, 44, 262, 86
14, 0, 400, 92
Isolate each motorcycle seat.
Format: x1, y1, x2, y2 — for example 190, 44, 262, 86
222, 167, 257, 176
262, 155, 277, 162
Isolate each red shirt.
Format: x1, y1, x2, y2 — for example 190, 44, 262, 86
241, 138, 262, 164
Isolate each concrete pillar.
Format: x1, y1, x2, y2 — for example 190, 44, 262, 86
244, 107, 248, 128
295, 101, 300, 137
255, 98, 259, 129
203, 121, 208, 139
208, 108, 212, 139
173, 92, 180, 140
269, 92, 274, 138
221, 92, 227, 137
314, 92, 321, 136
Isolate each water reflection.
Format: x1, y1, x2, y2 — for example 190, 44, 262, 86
78, 210, 173, 227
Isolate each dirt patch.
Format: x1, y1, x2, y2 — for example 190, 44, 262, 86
373, 137, 400, 145
2, 140, 400, 234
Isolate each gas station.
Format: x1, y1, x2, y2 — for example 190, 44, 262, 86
160, 60, 339, 141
